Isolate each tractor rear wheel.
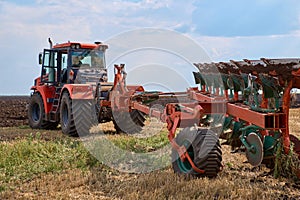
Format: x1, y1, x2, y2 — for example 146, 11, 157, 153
171, 127, 222, 178
112, 110, 146, 134
28, 93, 58, 129
60, 92, 97, 137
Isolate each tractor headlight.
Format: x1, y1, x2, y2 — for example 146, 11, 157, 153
71, 44, 81, 49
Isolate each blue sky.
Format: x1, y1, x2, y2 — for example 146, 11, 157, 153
1, 0, 300, 95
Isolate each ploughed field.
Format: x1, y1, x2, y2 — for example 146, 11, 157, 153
0, 96, 29, 127
0, 96, 299, 199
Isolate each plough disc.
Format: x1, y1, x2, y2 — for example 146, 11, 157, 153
245, 133, 264, 167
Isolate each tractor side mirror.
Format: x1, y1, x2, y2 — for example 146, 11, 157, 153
38, 53, 43, 65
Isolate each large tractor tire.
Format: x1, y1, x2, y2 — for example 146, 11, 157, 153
112, 110, 146, 134
171, 127, 222, 178
28, 93, 58, 129
60, 92, 97, 137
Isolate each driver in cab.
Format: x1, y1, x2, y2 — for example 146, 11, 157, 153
70, 55, 83, 83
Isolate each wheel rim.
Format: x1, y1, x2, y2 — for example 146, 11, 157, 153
62, 103, 69, 127
176, 140, 194, 173
32, 103, 41, 122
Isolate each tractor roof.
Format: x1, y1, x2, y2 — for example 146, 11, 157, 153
52, 41, 108, 50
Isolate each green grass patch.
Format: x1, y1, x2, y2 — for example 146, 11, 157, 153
17, 125, 30, 129
0, 135, 98, 191
107, 130, 170, 153
84, 131, 171, 174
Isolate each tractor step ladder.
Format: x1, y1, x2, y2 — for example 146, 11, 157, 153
49, 87, 62, 122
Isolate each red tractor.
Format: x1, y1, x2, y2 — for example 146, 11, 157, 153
28, 38, 145, 136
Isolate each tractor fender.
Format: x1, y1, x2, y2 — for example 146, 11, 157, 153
62, 84, 94, 100
30, 85, 56, 114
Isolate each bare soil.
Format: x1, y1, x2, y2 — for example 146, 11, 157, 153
0, 96, 29, 127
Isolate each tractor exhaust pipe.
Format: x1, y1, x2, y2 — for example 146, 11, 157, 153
48, 38, 53, 49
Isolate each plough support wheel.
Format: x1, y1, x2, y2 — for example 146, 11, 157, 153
171, 127, 222, 178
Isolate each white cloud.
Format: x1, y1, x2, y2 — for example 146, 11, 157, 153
1, 0, 300, 94
0, 0, 196, 42
194, 33, 300, 62
0, 0, 198, 94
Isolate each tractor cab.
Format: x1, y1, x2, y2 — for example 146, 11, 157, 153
38, 39, 108, 86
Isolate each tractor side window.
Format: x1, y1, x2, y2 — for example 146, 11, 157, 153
61, 53, 68, 83
41, 50, 58, 83
43, 51, 58, 68
61, 53, 68, 70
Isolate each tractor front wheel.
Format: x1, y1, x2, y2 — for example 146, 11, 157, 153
28, 93, 58, 129
171, 127, 222, 178
60, 93, 77, 136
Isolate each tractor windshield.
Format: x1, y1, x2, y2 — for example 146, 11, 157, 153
71, 49, 107, 84
71, 49, 106, 69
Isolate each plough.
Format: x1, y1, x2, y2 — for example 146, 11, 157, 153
111, 58, 300, 178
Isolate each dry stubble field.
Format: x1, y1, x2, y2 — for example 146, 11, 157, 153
0, 96, 299, 200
